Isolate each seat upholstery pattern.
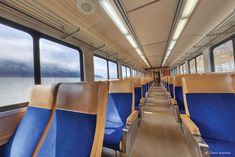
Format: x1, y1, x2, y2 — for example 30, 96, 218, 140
182, 74, 235, 155
174, 87, 185, 113
103, 79, 134, 151
3, 85, 58, 157
36, 82, 108, 157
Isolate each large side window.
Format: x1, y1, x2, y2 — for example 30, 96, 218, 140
108, 61, 118, 79
196, 55, 204, 73
189, 59, 196, 74
94, 56, 108, 81
126, 67, 131, 78
212, 40, 234, 72
40, 39, 81, 84
0, 24, 34, 107
122, 66, 127, 78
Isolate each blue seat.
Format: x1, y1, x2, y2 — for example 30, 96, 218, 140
141, 78, 147, 98
2, 85, 59, 157
133, 78, 142, 110
182, 74, 235, 156
168, 76, 174, 98
103, 79, 137, 152
36, 82, 108, 157
173, 75, 187, 114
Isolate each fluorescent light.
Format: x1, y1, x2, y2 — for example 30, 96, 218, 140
126, 34, 138, 49
99, 0, 129, 35
136, 48, 142, 55
166, 50, 171, 57
141, 55, 145, 60
182, 0, 198, 18
168, 40, 177, 51
173, 19, 188, 40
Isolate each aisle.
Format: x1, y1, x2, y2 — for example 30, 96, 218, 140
129, 85, 198, 157
102, 85, 199, 157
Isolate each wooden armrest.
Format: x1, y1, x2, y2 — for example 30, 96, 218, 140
170, 98, 177, 105
126, 110, 138, 125
181, 114, 200, 136
139, 98, 145, 104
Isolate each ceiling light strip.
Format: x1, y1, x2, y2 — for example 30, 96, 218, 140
162, 0, 198, 66
99, 0, 150, 68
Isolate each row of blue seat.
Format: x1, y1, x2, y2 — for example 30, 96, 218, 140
162, 74, 235, 157
1, 78, 154, 157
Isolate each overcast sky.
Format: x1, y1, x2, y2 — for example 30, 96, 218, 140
0, 23, 120, 79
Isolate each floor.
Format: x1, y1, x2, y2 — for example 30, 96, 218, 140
102, 85, 199, 157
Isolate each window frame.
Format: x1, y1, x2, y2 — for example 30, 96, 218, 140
0, 17, 84, 111
210, 35, 235, 72
188, 53, 204, 74
93, 54, 119, 80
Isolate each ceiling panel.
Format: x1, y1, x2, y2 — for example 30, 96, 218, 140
168, 0, 235, 66
122, 0, 178, 67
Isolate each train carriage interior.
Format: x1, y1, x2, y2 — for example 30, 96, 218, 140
0, 0, 235, 157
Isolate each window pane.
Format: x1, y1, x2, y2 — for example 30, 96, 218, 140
108, 61, 118, 79
126, 67, 130, 78
93, 56, 108, 81
0, 24, 34, 106
122, 66, 126, 78
189, 59, 196, 74
213, 40, 234, 72
40, 39, 81, 84
196, 55, 205, 73
183, 64, 187, 74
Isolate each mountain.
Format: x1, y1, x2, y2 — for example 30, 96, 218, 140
0, 59, 80, 77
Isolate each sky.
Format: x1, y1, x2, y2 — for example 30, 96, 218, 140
0, 23, 121, 79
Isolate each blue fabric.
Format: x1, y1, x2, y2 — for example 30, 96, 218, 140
146, 83, 149, 91
103, 121, 124, 150
3, 107, 51, 157
204, 138, 235, 157
104, 93, 132, 150
135, 105, 140, 110
169, 84, 174, 98
142, 85, 147, 98
134, 87, 141, 110
37, 110, 97, 157
174, 87, 185, 113
186, 93, 235, 143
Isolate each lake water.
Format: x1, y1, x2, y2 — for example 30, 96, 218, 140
0, 77, 80, 107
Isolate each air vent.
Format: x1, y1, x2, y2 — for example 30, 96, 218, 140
76, 0, 96, 15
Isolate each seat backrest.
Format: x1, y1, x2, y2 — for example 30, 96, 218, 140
36, 82, 108, 157
168, 76, 174, 98
173, 75, 186, 112
133, 78, 142, 110
3, 84, 59, 157
106, 79, 134, 125
141, 78, 147, 97
182, 74, 235, 143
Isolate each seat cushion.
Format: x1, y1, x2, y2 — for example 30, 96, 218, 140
3, 107, 51, 157
37, 110, 97, 157
103, 121, 124, 151
204, 138, 235, 157
142, 85, 147, 97
175, 87, 185, 112
106, 93, 132, 125
169, 84, 174, 98
134, 87, 141, 110
186, 93, 235, 143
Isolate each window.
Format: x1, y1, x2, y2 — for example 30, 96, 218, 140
108, 61, 118, 79
122, 66, 127, 78
40, 39, 81, 84
126, 67, 131, 78
183, 63, 187, 74
196, 55, 205, 73
212, 40, 234, 72
189, 59, 196, 74
93, 56, 108, 81
0, 24, 34, 107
